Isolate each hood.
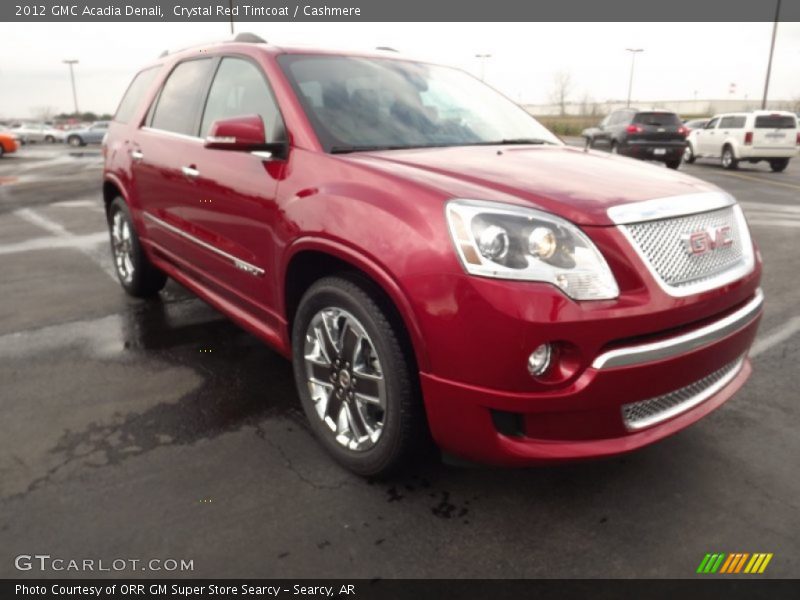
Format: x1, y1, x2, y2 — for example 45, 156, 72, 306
344, 144, 718, 226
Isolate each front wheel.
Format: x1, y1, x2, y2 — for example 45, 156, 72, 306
107, 197, 167, 297
610, 141, 619, 154
721, 146, 738, 170
44, 135, 55, 143
0, 144, 4, 158
291, 276, 426, 477
769, 159, 789, 173
683, 144, 696, 164
67, 135, 83, 147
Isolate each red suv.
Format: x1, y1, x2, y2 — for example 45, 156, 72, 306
103, 34, 763, 476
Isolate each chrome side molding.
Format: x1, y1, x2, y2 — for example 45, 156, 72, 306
143, 212, 265, 277
593, 288, 763, 369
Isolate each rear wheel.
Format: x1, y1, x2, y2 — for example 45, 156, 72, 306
44, 135, 55, 143
666, 159, 681, 170
107, 197, 167, 297
610, 141, 619, 154
721, 146, 738, 170
67, 135, 83, 147
584, 137, 593, 150
683, 144, 696, 164
291, 276, 426, 477
769, 158, 789, 173
0, 144, 4, 158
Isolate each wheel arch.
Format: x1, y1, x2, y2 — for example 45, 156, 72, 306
282, 239, 429, 373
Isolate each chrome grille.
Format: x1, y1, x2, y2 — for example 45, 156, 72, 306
621, 356, 744, 431
622, 206, 745, 288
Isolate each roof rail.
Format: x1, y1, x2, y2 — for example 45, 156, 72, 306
376, 46, 398, 52
234, 32, 267, 44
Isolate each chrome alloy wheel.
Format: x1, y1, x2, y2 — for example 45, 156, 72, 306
303, 307, 387, 451
722, 148, 733, 168
111, 211, 134, 284
683, 145, 693, 162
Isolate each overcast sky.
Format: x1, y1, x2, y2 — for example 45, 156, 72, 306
1, 21, 798, 118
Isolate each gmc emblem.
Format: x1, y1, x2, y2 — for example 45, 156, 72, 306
683, 226, 733, 256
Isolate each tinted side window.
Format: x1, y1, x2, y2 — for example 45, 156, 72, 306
151, 59, 215, 136
200, 57, 285, 141
706, 117, 719, 129
115, 67, 160, 124
754, 115, 796, 129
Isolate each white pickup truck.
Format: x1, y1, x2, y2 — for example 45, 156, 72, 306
684, 110, 798, 172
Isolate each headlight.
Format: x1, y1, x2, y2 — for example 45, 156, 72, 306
446, 199, 619, 300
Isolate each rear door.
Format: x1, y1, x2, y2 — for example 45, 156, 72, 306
752, 114, 797, 151
131, 57, 217, 271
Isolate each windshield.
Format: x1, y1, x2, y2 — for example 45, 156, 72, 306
277, 54, 561, 153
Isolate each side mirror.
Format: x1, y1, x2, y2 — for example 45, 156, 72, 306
204, 115, 267, 150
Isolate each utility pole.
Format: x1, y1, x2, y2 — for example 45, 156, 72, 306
761, 0, 781, 109
625, 48, 643, 108
475, 54, 492, 81
62, 59, 79, 116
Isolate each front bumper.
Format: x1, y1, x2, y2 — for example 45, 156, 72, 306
417, 283, 762, 466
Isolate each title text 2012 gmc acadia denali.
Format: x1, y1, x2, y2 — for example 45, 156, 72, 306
102, 34, 763, 475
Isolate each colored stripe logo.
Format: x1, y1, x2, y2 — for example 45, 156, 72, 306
697, 553, 773, 574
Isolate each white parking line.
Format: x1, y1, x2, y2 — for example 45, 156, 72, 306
13, 208, 116, 281
750, 316, 800, 358
0, 233, 107, 255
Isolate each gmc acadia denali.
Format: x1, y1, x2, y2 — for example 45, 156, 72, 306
102, 34, 763, 475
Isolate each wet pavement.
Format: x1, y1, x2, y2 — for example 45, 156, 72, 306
1, 144, 799, 578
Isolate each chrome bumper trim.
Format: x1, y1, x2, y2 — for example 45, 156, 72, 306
593, 288, 763, 369
622, 356, 745, 431
143, 212, 265, 277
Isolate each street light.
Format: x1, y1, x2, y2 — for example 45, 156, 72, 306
625, 48, 643, 108
62, 59, 79, 116
475, 54, 492, 81
761, 0, 781, 109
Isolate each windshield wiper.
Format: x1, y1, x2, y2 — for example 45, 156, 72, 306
471, 138, 556, 146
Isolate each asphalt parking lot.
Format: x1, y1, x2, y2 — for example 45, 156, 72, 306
1, 143, 798, 579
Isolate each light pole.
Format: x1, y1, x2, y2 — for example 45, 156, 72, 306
761, 0, 781, 109
625, 48, 643, 108
62, 59, 79, 116
475, 54, 492, 81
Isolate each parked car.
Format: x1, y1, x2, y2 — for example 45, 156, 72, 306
13, 122, 65, 143
684, 111, 798, 172
103, 34, 763, 475
0, 131, 19, 157
683, 118, 709, 135
582, 108, 688, 169
65, 121, 110, 146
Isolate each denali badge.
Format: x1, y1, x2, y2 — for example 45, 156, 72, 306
683, 226, 733, 256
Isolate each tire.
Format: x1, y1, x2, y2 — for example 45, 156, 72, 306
584, 137, 593, 150
683, 144, 696, 164
107, 197, 167, 297
769, 159, 789, 173
68, 135, 83, 147
666, 159, 681, 170
0, 144, 4, 158
610, 141, 619, 154
44, 135, 55, 143
721, 145, 738, 170
291, 275, 427, 477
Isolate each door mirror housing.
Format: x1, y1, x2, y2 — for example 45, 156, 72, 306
204, 115, 286, 157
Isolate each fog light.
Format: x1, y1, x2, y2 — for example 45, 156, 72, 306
527, 343, 552, 377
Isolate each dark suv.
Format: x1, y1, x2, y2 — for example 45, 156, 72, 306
583, 109, 688, 169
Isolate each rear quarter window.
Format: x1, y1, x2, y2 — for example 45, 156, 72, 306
719, 116, 746, 129
114, 67, 160, 124
754, 115, 796, 129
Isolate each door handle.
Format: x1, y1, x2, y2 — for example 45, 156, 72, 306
181, 165, 200, 179
131, 150, 144, 161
